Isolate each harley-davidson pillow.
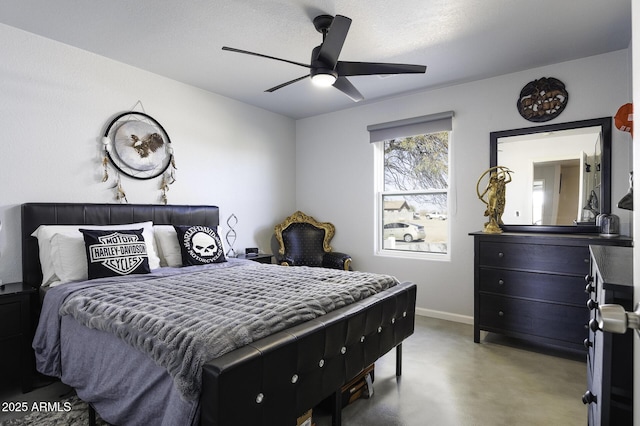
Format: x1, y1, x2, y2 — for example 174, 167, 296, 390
174, 225, 226, 266
80, 229, 150, 279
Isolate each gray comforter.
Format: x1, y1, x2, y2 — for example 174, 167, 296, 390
34, 260, 398, 406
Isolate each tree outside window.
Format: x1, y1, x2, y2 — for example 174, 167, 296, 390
378, 131, 449, 255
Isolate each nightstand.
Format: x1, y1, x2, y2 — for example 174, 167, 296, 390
236, 253, 273, 264
0, 282, 36, 393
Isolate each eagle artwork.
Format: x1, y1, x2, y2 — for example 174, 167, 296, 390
131, 132, 164, 158
114, 121, 168, 172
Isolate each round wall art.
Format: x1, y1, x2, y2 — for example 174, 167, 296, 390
516, 77, 568, 122
103, 111, 173, 180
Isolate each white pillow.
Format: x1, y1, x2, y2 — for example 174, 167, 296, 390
154, 225, 227, 267
32, 222, 161, 285
50, 233, 88, 283
153, 225, 182, 267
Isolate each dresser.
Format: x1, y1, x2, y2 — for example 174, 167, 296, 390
583, 245, 633, 425
0, 282, 36, 393
471, 232, 632, 353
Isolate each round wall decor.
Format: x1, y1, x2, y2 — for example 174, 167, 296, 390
103, 111, 173, 180
516, 77, 568, 122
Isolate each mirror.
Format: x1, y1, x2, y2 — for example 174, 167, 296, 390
490, 117, 611, 233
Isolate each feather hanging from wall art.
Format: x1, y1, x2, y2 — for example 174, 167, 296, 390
101, 154, 110, 183
160, 174, 169, 205
100, 101, 177, 203
111, 175, 128, 203
101, 135, 127, 202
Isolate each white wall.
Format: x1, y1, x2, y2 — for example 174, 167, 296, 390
0, 23, 632, 322
0, 24, 297, 283
296, 49, 632, 321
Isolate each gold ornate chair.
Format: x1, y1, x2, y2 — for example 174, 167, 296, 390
274, 211, 352, 270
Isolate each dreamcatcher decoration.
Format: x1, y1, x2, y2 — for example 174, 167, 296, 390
101, 102, 177, 203
516, 77, 568, 122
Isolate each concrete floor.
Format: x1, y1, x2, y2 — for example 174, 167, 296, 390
0, 316, 587, 426
314, 316, 587, 426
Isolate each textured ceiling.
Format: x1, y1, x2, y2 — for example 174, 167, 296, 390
0, 0, 632, 119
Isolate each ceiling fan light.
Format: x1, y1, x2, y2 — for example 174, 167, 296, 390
311, 72, 337, 87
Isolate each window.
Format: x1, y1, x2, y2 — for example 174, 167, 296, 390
368, 112, 452, 258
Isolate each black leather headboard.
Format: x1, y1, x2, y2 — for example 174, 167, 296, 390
21, 203, 220, 289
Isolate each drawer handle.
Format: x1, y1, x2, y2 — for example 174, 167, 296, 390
498, 311, 504, 317
498, 279, 505, 286
497, 252, 504, 258
584, 276, 595, 294
586, 299, 598, 311
583, 338, 592, 349
588, 319, 600, 332
582, 390, 597, 405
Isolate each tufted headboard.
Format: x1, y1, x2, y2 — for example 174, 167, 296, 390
21, 203, 220, 289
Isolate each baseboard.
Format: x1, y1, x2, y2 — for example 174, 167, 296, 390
415, 307, 473, 325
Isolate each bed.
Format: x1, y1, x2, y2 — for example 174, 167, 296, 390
22, 202, 417, 426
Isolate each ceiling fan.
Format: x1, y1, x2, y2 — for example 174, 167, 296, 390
222, 14, 427, 102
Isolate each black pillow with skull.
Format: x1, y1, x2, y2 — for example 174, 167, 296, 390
174, 225, 226, 266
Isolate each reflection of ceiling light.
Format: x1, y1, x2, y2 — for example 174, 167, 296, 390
311, 69, 337, 87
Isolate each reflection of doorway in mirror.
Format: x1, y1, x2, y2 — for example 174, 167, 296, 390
532, 180, 544, 225
557, 161, 580, 224
533, 159, 580, 225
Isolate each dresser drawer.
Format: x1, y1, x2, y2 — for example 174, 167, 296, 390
479, 241, 590, 274
589, 338, 604, 425
478, 294, 588, 344
585, 353, 601, 426
479, 268, 586, 305
0, 300, 22, 340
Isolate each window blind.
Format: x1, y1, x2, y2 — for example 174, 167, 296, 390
367, 111, 454, 143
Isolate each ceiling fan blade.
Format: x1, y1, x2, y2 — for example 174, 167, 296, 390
316, 15, 351, 68
333, 76, 364, 102
222, 46, 311, 69
265, 75, 310, 92
336, 61, 426, 76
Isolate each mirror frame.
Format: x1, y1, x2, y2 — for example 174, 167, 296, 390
490, 117, 611, 233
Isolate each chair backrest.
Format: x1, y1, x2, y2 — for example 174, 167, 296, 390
281, 223, 326, 266
274, 211, 335, 267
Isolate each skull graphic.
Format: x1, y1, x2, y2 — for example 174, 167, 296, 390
191, 231, 218, 257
